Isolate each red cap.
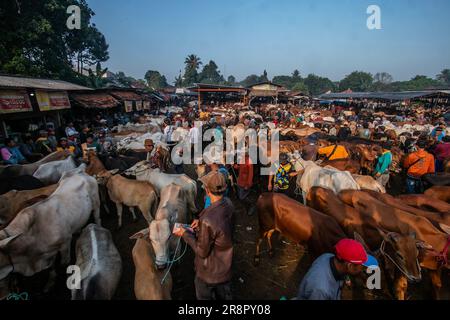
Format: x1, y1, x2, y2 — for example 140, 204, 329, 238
335, 239, 368, 265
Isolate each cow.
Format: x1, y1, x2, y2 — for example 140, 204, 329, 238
0, 175, 45, 195
338, 190, 450, 299
71, 224, 122, 300
307, 187, 422, 299
124, 162, 197, 214
424, 186, 450, 203
0, 150, 70, 178
130, 230, 172, 300
320, 158, 361, 174
364, 190, 450, 227
254, 192, 346, 265
0, 184, 58, 227
0, 172, 101, 281
148, 184, 189, 269
32, 156, 77, 185
397, 194, 450, 214
352, 175, 386, 193
294, 157, 360, 202
96, 169, 158, 228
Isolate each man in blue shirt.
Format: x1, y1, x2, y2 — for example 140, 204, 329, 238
297, 239, 378, 300
431, 123, 446, 142
374, 143, 393, 188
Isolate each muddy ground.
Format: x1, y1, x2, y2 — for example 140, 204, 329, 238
7, 166, 450, 300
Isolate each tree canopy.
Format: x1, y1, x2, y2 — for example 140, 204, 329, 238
145, 70, 168, 89
339, 71, 374, 92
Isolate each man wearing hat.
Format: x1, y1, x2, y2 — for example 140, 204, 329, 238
297, 238, 378, 300
174, 170, 234, 300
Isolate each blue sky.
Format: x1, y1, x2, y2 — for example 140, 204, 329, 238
87, 0, 450, 83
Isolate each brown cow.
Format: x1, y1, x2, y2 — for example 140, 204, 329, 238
307, 187, 421, 299
397, 194, 450, 214
320, 158, 361, 174
130, 229, 172, 300
364, 190, 450, 226
339, 190, 450, 299
96, 170, 159, 228
254, 192, 346, 264
86, 150, 106, 176
424, 186, 450, 203
0, 184, 58, 227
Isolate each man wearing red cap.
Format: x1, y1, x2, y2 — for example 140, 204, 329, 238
296, 239, 378, 300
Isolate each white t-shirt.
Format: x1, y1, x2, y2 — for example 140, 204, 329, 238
189, 127, 201, 144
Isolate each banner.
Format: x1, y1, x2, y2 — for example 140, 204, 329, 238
135, 100, 142, 111
0, 90, 32, 114
143, 101, 150, 110
124, 100, 133, 112
36, 91, 71, 111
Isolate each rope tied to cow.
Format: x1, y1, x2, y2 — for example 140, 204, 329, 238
379, 240, 421, 282
159, 235, 188, 285
436, 236, 450, 267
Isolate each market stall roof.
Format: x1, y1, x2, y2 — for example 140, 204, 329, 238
70, 92, 120, 109
188, 83, 248, 93
108, 90, 143, 101
319, 90, 450, 101
0, 74, 92, 91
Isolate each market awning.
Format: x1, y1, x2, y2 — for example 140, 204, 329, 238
109, 91, 143, 101
70, 93, 120, 109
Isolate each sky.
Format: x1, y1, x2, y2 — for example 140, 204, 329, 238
87, 0, 450, 84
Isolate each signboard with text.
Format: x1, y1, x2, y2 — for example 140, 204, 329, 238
124, 100, 133, 112
0, 90, 32, 114
36, 90, 71, 111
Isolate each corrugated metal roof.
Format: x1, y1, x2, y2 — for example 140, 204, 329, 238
0, 75, 92, 91
319, 90, 450, 101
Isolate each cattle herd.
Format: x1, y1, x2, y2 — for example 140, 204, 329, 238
0, 102, 449, 300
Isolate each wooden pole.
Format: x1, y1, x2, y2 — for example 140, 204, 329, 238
1, 120, 8, 138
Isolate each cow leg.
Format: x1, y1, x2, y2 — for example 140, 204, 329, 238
394, 275, 408, 300
267, 229, 276, 258
138, 203, 153, 225
254, 237, 265, 266
115, 203, 123, 229
429, 269, 442, 300
129, 207, 138, 222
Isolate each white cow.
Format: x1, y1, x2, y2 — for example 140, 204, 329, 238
72, 224, 122, 300
124, 162, 197, 214
0, 172, 101, 280
149, 183, 189, 269
32, 156, 77, 185
294, 157, 360, 203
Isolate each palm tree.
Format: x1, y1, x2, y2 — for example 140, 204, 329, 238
184, 54, 202, 71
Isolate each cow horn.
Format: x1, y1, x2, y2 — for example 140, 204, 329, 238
129, 228, 150, 240
439, 223, 450, 236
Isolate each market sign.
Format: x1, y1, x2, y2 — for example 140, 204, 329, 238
135, 100, 142, 111
143, 101, 150, 110
0, 90, 32, 114
36, 90, 71, 111
124, 100, 133, 112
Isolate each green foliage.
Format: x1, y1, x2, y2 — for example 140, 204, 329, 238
87, 62, 108, 88
226, 75, 236, 85
339, 71, 373, 91
145, 70, 168, 89
0, 0, 109, 82
303, 74, 336, 95
436, 69, 450, 85
291, 81, 309, 94
198, 60, 224, 84
182, 54, 202, 86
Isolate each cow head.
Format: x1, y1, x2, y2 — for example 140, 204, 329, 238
149, 219, 171, 270
95, 169, 118, 185
378, 229, 422, 282
123, 161, 149, 177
